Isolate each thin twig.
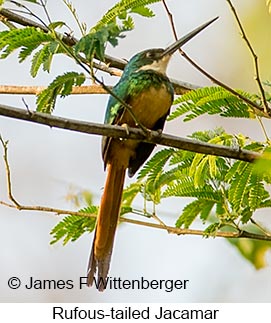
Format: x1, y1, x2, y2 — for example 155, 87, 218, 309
250, 218, 271, 236
256, 115, 269, 142
151, 212, 171, 233
62, 0, 85, 36
40, 0, 52, 25
226, 0, 269, 114
0, 8, 200, 94
2, 197, 271, 241
8, 0, 49, 31
0, 84, 110, 95
54, 34, 149, 134
120, 218, 271, 241
0, 136, 20, 208
0, 138, 270, 241
161, 0, 269, 118
0, 103, 261, 162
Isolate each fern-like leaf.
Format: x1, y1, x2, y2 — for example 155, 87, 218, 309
163, 177, 222, 202
203, 222, 222, 237
0, 27, 53, 59
30, 41, 59, 77
176, 199, 214, 228
93, 0, 160, 30
137, 148, 175, 180
75, 21, 133, 61
228, 163, 253, 212
122, 182, 142, 207
36, 71, 85, 113
169, 86, 255, 121
50, 206, 97, 245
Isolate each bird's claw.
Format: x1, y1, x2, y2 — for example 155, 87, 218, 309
121, 123, 130, 136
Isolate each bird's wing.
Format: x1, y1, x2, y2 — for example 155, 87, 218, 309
102, 79, 130, 166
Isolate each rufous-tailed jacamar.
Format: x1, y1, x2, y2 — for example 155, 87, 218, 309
87, 17, 218, 291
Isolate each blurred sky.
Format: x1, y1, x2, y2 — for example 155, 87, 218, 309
1, 0, 271, 302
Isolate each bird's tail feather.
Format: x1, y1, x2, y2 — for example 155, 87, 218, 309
87, 160, 126, 291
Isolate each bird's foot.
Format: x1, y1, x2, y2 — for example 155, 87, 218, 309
146, 128, 163, 140
156, 128, 163, 136
121, 123, 130, 136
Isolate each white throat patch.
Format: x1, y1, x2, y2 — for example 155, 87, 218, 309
137, 55, 171, 75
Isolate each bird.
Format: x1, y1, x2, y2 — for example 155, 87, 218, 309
87, 17, 218, 291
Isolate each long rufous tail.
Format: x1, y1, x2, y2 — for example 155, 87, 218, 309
87, 159, 126, 291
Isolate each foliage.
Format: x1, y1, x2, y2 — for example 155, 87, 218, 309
93, 0, 159, 31
36, 72, 85, 113
50, 206, 97, 245
48, 126, 271, 269
75, 20, 133, 62
168, 86, 257, 122
0, 27, 54, 61
1, 0, 271, 270
0, 0, 160, 112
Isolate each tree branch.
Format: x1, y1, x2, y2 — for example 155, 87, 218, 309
0, 84, 110, 95
0, 7, 199, 95
1, 199, 271, 241
226, 0, 269, 114
0, 103, 260, 162
0, 137, 269, 242
161, 0, 270, 118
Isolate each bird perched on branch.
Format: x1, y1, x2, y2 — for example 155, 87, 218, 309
87, 17, 218, 291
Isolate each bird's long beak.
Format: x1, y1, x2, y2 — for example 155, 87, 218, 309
162, 16, 219, 57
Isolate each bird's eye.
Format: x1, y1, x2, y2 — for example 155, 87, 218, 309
146, 52, 155, 59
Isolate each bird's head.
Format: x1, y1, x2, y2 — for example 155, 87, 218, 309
124, 16, 218, 76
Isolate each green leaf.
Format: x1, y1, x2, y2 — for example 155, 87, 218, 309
137, 148, 175, 180
36, 72, 85, 113
93, 0, 160, 30
225, 160, 248, 182
50, 206, 98, 245
122, 182, 142, 207
169, 86, 255, 121
203, 222, 222, 237
120, 205, 133, 216
191, 154, 207, 187
259, 199, 271, 208
48, 21, 66, 30
0, 27, 54, 59
42, 41, 60, 73
163, 177, 222, 202
189, 127, 226, 142
75, 22, 131, 61
200, 201, 215, 222
189, 153, 204, 177
248, 176, 268, 211
176, 200, 213, 228
208, 155, 218, 178
31, 44, 51, 77
228, 163, 253, 212
253, 146, 271, 183
240, 209, 253, 224
131, 5, 155, 17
